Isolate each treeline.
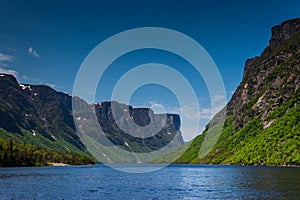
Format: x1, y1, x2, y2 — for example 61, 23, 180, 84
0, 138, 95, 167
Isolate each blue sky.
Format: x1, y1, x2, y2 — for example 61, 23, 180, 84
0, 0, 299, 141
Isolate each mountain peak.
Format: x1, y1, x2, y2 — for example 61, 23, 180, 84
0, 73, 15, 78
0, 73, 22, 93
0, 73, 18, 83
269, 18, 300, 50
175, 18, 300, 166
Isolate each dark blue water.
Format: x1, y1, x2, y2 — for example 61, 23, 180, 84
0, 164, 299, 199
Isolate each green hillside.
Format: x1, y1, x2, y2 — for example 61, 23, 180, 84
0, 136, 95, 167
157, 18, 300, 166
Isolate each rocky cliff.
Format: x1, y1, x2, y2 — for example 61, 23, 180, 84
0, 74, 184, 162
93, 101, 183, 153
0, 74, 87, 153
227, 18, 300, 131
174, 18, 300, 166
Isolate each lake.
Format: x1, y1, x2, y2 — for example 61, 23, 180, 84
0, 164, 299, 199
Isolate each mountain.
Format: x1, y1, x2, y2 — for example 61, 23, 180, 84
157, 18, 300, 166
72, 100, 184, 162
93, 101, 183, 153
0, 74, 87, 152
0, 74, 184, 164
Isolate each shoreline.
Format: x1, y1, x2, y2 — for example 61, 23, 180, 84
47, 162, 71, 166
1, 162, 299, 168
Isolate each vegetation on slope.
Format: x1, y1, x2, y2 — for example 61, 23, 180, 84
156, 19, 300, 166
0, 137, 95, 167
174, 101, 300, 166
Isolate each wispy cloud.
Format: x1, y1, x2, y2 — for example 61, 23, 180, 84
20, 75, 64, 91
147, 100, 160, 106
0, 67, 18, 78
6, 48, 17, 52
170, 102, 226, 125
0, 63, 9, 67
0, 52, 17, 77
0, 53, 14, 62
145, 97, 227, 141
28, 47, 40, 58
211, 94, 226, 102
147, 100, 223, 121
169, 104, 211, 120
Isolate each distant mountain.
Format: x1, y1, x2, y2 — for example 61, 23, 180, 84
0, 74, 184, 164
93, 101, 183, 153
156, 18, 300, 166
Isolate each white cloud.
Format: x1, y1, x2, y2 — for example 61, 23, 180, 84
7, 48, 17, 52
146, 100, 167, 114
0, 53, 16, 77
199, 108, 212, 119
0, 67, 18, 78
28, 47, 40, 58
212, 94, 226, 102
169, 104, 214, 120
147, 102, 214, 120
20, 75, 63, 91
147, 100, 160, 107
0, 63, 9, 67
181, 104, 201, 119
168, 102, 226, 141
0, 53, 14, 62
46, 83, 58, 90
169, 104, 207, 141
144, 98, 227, 141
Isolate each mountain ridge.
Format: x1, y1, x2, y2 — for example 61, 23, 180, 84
155, 18, 300, 166
0, 73, 184, 164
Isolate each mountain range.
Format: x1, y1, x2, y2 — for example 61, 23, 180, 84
1, 18, 299, 166
0, 74, 183, 165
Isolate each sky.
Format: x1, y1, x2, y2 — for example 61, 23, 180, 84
0, 0, 299, 141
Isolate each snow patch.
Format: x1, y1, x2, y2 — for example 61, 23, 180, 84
34, 93, 38, 96
76, 117, 81, 120
167, 132, 172, 135
125, 141, 130, 147
51, 135, 56, 139
95, 102, 103, 108
20, 84, 32, 91
31, 130, 36, 136
0, 75, 5, 77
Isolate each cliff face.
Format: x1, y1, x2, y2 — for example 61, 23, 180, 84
92, 101, 183, 153
269, 18, 300, 50
227, 18, 300, 131
0, 74, 86, 153
0, 74, 184, 160
176, 18, 300, 165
